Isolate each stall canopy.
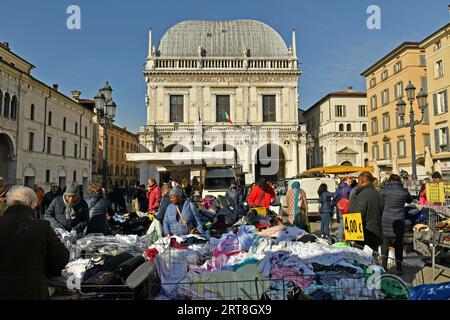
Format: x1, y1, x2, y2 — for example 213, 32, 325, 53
126, 151, 235, 170
303, 165, 374, 175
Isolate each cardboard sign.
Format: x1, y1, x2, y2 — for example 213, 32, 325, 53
343, 213, 365, 241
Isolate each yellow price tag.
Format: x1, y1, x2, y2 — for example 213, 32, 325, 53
343, 213, 364, 241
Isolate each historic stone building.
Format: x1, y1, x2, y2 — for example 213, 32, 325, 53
0, 42, 95, 191
304, 88, 369, 168
134, 20, 307, 184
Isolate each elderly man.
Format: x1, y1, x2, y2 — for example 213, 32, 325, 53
45, 182, 89, 234
0, 177, 8, 217
163, 187, 203, 236
42, 183, 62, 212
348, 171, 384, 252
0, 186, 69, 299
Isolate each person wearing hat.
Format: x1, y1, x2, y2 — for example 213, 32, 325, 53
45, 182, 89, 234
162, 187, 204, 236
42, 182, 63, 213
0, 177, 8, 217
348, 171, 384, 252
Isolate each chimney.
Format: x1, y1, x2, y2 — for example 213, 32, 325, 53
347, 86, 354, 93
71, 90, 81, 101
52, 84, 59, 91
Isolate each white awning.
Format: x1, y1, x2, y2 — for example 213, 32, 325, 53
126, 151, 235, 167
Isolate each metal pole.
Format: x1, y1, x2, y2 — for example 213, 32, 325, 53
103, 120, 108, 189
410, 101, 417, 181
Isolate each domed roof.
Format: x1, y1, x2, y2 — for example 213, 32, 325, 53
158, 20, 289, 57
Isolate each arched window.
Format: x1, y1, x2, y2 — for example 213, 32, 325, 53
347, 124, 351, 132
339, 124, 344, 132
364, 143, 368, 153
362, 123, 367, 132
10, 95, 18, 120
30, 104, 35, 120
3, 92, 10, 117
48, 111, 52, 126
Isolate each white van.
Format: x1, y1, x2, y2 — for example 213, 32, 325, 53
202, 167, 237, 198
281, 177, 337, 218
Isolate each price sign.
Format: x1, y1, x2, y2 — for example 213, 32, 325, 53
343, 213, 364, 241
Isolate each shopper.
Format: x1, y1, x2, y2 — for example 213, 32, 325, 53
42, 183, 62, 213
163, 187, 203, 236
380, 174, 413, 274
0, 186, 69, 300
348, 172, 384, 252
147, 178, 162, 213
45, 182, 89, 235
155, 183, 172, 223
333, 176, 352, 241
247, 179, 276, 209
85, 183, 111, 235
318, 183, 334, 237
285, 181, 310, 232
33, 184, 44, 219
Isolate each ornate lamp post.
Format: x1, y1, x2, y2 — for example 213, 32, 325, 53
396, 81, 428, 181
95, 82, 117, 189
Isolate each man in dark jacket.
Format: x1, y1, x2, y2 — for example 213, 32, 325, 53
42, 183, 62, 212
380, 174, 413, 274
155, 183, 171, 223
0, 186, 69, 300
45, 182, 89, 235
348, 172, 384, 252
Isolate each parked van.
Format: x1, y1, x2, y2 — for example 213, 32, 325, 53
202, 167, 237, 198
281, 177, 337, 218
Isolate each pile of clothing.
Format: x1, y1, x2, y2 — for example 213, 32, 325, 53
147, 225, 386, 300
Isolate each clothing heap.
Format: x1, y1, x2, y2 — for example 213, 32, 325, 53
147, 224, 387, 300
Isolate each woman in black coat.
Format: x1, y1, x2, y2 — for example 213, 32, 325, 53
85, 184, 110, 235
380, 174, 413, 274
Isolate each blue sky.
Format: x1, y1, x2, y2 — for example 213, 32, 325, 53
1, 0, 449, 132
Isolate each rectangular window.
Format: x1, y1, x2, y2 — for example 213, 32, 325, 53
121, 140, 124, 148
394, 61, 402, 74
73, 171, 77, 182
381, 89, 390, 106
397, 139, 407, 158
420, 76, 428, 94
433, 90, 448, 115
358, 105, 367, 117
381, 70, 388, 81
435, 41, 442, 51
335, 105, 346, 117
383, 142, 392, 159
74, 143, 78, 158
419, 55, 426, 66
110, 136, 114, 145
435, 127, 449, 152
47, 137, 52, 154
370, 95, 377, 110
62, 140, 66, 157
216, 95, 230, 122
85, 126, 88, 138
435, 60, 444, 78
28, 132, 34, 151
169, 95, 184, 123
394, 81, 404, 100
262, 95, 276, 122
396, 111, 405, 128
423, 105, 430, 124
372, 144, 380, 160
45, 170, 50, 183
126, 142, 129, 150
424, 134, 431, 149
84, 145, 88, 159
63, 117, 66, 131
382, 113, 390, 132
371, 117, 378, 135
370, 77, 376, 88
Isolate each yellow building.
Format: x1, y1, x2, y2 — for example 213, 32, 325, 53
361, 42, 429, 179
420, 23, 450, 177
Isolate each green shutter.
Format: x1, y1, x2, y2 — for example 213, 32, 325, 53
435, 129, 440, 153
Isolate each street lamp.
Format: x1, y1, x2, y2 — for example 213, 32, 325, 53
396, 81, 428, 181
95, 81, 117, 189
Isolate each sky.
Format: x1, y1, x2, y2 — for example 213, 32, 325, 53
1, 0, 449, 133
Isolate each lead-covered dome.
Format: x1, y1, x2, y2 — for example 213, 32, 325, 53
157, 20, 289, 57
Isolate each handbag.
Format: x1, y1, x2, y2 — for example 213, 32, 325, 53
336, 198, 350, 214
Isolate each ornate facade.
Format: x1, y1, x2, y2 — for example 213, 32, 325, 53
137, 20, 307, 183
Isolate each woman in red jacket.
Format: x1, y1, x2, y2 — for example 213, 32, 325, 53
147, 178, 162, 213
247, 179, 276, 209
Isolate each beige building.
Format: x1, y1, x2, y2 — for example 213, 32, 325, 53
304, 88, 368, 168
133, 20, 307, 183
0, 42, 95, 191
361, 42, 429, 179
420, 23, 450, 178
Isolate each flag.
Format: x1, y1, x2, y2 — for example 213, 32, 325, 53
222, 110, 233, 125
